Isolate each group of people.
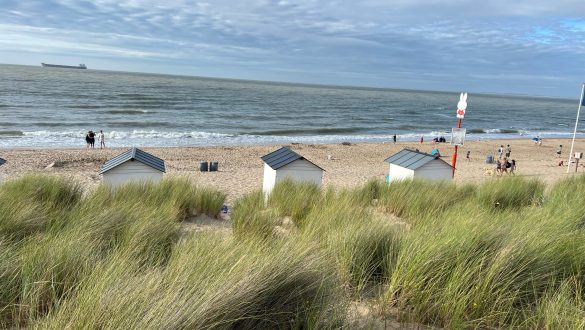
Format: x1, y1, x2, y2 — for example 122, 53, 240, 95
85, 130, 105, 149
495, 144, 515, 175
390, 135, 446, 144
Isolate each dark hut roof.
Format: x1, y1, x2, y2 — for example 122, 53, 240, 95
0, 158, 6, 166
261, 147, 324, 171
100, 147, 165, 174
384, 149, 451, 170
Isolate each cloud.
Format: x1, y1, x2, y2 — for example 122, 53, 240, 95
0, 0, 583, 96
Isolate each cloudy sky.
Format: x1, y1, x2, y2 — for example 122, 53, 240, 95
1, 0, 584, 97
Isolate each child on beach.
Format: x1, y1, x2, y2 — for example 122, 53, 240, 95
466, 150, 471, 161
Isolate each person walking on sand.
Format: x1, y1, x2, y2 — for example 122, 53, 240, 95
98, 130, 105, 149
420, 136, 424, 144
505, 144, 511, 158
466, 150, 471, 161
498, 145, 504, 159
393, 134, 397, 144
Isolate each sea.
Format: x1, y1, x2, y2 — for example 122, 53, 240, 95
0, 64, 581, 149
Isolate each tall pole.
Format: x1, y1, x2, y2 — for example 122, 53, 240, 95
567, 83, 585, 173
453, 92, 467, 178
452, 118, 462, 178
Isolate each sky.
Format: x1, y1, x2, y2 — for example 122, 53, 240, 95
0, 0, 584, 97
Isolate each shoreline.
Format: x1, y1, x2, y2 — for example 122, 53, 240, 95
1, 138, 584, 202
1, 136, 584, 151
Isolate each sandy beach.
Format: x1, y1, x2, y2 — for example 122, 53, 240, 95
1, 138, 584, 203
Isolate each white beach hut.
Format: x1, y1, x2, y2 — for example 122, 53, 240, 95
384, 149, 452, 182
0, 158, 6, 184
261, 147, 324, 195
100, 148, 165, 187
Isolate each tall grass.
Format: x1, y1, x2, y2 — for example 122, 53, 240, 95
36, 234, 346, 329
0, 175, 226, 327
3, 174, 585, 328
0, 175, 83, 241
476, 176, 545, 209
232, 191, 279, 239
377, 179, 475, 221
268, 179, 322, 227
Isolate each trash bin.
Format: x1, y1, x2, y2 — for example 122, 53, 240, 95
199, 161, 208, 172
209, 161, 219, 172
486, 155, 493, 164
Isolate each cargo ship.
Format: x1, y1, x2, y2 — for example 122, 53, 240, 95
41, 63, 87, 69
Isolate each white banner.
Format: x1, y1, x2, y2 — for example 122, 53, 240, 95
451, 128, 466, 146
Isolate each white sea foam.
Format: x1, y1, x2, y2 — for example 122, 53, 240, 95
2, 129, 583, 149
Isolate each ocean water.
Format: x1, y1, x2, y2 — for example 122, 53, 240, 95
0, 64, 581, 148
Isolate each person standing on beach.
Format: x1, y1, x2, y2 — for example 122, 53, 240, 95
98, 130, 105, 149
420, 136, 424, 144
88, 130, 95, 149
85, 131, 91, 148
498, 145, 504, 159
393, 134, 397, 144
466, 150, 471, 161
505, 144, 511, 158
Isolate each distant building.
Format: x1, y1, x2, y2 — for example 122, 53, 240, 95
384, 149, 452, 182
261, 147, 324, 195
100, 148, 165, 187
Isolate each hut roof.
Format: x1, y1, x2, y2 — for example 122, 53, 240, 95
261, 147, 324, 171
384, 148, 451, 170
100, 147, 165, 174
0, 158, 5, 166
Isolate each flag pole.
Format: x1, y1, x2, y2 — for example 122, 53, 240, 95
567, 83, 585, 173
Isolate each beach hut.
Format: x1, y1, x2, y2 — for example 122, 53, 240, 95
384, 149, 452, 182
261, 147, 324, 195
0, 158, 6, 184
100, 147, 165, 187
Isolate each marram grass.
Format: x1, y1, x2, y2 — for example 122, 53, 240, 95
2, 174, 585, 328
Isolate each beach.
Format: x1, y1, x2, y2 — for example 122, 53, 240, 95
1, 138, 583, 202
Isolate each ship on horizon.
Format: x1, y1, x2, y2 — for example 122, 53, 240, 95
41, 63, 87, 69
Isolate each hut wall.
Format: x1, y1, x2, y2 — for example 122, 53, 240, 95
103, 161, 163, 187
415, 161, 453, 181
275, 159, 323, 186
389, 164, 414, 182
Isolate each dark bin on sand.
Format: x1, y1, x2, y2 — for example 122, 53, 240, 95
199, 161, 208, 172
486, 155, 494, 164
209, 161, 219, 172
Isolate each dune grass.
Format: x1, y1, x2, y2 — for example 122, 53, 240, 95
3, 174, 585, 328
